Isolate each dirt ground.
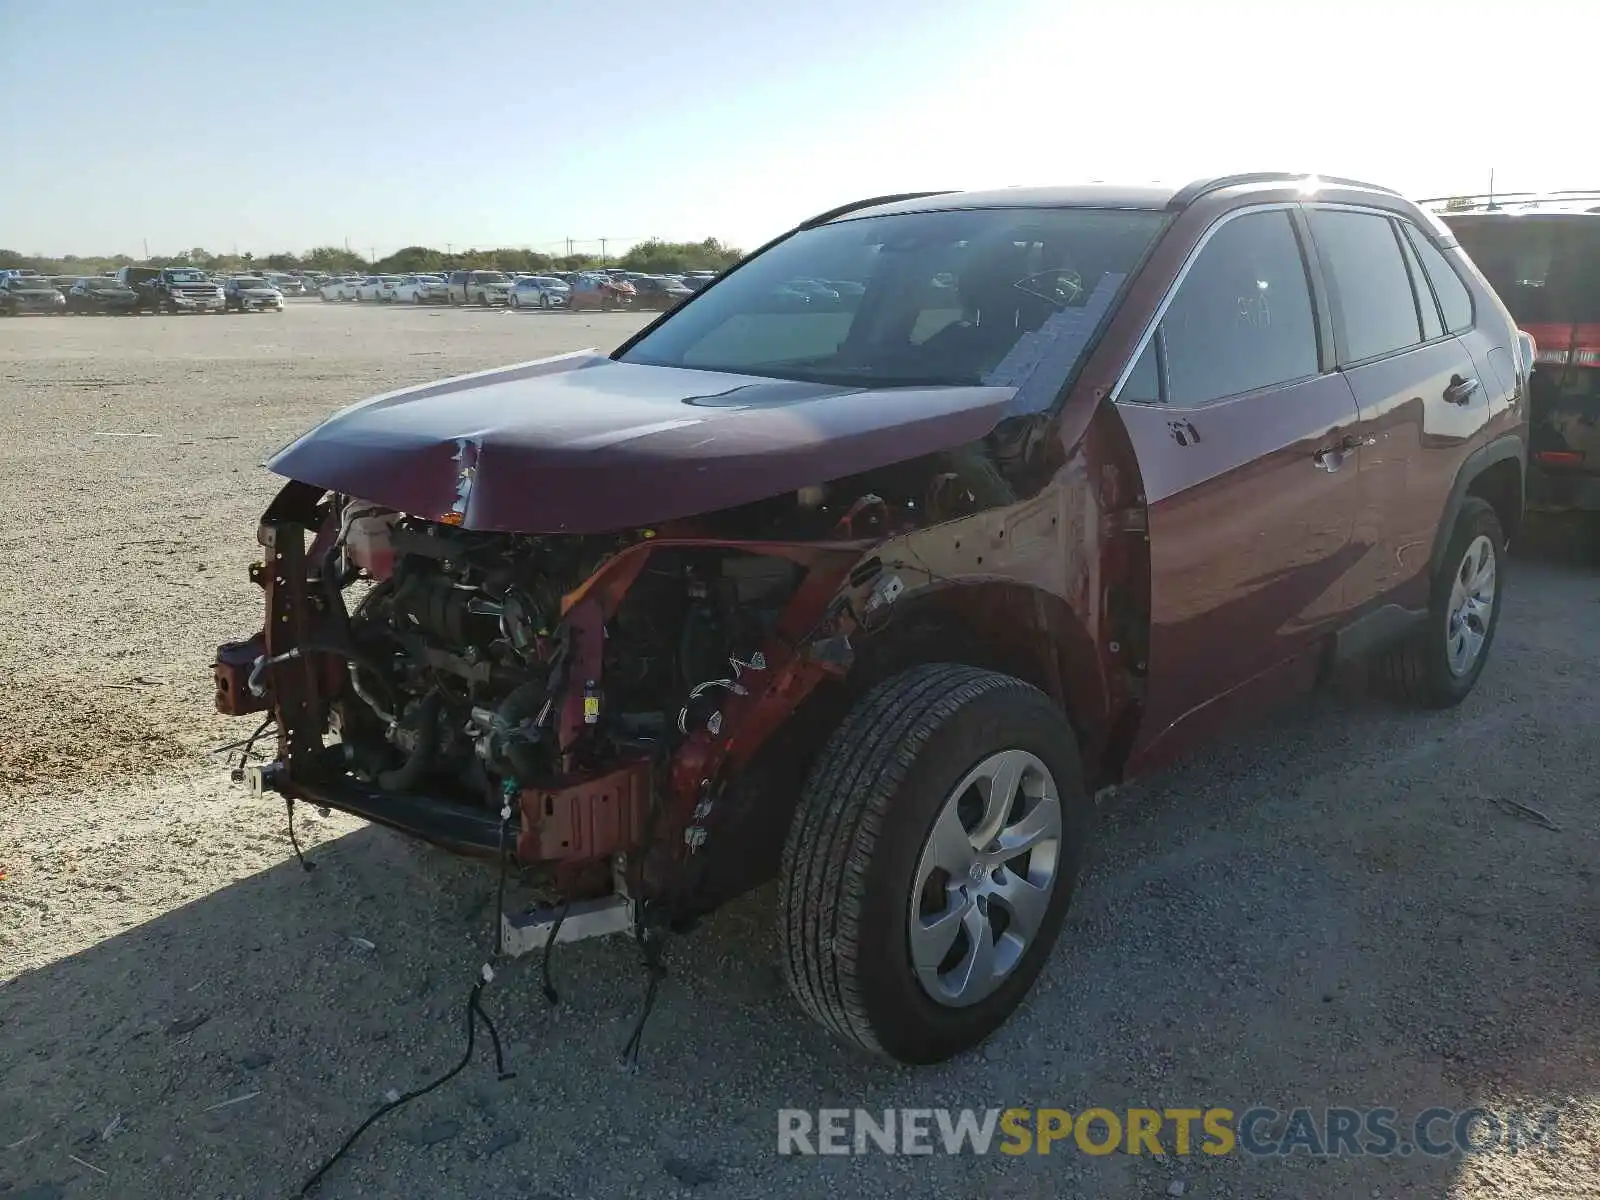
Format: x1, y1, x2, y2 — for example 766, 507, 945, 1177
0, 302, 1595, 1200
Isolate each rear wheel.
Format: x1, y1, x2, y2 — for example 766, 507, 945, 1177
778, 664, 1091, 1064
1375, 496, 1505, 707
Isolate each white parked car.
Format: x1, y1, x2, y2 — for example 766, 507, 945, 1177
508, 276, 571, 310
355, 275, 402, 302
320, 276, 363, 302
394, 274, 448, 304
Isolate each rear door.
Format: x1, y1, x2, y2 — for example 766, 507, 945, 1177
1113, 206, 1364, 757
1303, 206, 1487, 610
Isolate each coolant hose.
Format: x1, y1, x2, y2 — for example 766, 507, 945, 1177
377, 690, 442, 792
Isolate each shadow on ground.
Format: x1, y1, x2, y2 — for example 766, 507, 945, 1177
2, 542, 1595, 1200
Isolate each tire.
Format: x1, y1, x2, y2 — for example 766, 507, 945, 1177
778, 663, 1092, 1064
510, 294, 519, 310
411, 292, 422, 304
540, 294, 551, 310
1374, 496, 1505, 708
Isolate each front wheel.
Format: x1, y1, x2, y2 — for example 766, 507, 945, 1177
778, 664, 1091, 1064
1374, 496, 1505, 707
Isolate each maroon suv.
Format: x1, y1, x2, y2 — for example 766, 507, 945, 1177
214, 173, 1527, 1065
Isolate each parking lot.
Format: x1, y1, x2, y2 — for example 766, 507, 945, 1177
0, 300, 1595, 1200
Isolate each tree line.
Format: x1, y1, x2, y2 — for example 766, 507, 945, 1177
0, 237, 745, 278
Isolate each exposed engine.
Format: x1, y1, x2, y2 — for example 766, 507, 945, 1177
330, 504, 803, 808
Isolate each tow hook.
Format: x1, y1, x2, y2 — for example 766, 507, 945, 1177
234, 760, 285, 795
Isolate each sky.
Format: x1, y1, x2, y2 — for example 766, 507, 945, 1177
1, 0, 1592, 259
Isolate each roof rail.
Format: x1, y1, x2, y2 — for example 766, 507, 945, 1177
797, 191, 959, 229
1167, 172, 1399, 211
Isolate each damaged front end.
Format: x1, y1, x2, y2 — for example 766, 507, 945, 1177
215, 477, 890, 946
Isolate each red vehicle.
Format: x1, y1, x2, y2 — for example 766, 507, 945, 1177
1436, 192, 1600, 543
215, 174, 1526, 1065
567, 272, 636, 311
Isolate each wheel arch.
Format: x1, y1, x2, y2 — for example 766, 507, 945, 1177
1431, 434, 1524, 577
845, 579, 1115, 780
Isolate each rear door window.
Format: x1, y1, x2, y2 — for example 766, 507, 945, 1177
1403, 224, 1474, 332
1307, 209, 1422, 362
1156, 209, 1319, 406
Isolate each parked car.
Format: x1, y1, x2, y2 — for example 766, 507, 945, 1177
117, 266, 225, 313
114, 266, 163, 311
320, 276, 363, 302
224, 276, 286, 312
268, 273, 306, 296
508, 276, 570, 310
445, 270, 514, 306
212, 174, 1525, 1067
394, 274, 448, 304
567, 271, 636, 311
0, 274, 66, 315
630, 275, 694, 311
64, 276, 139, 314
355, 275, 401, 302
1437, 195, 1600, 540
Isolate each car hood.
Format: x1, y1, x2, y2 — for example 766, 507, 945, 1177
267, 352, 1017, 534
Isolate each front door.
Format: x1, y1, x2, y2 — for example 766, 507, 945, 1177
1111, 207, 1365, 767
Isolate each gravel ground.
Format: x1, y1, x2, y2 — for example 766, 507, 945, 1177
0, 302, 1595, 1200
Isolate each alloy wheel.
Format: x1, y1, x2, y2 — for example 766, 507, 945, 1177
909, 749, 1063, 1008
1445, 533, 1496, 676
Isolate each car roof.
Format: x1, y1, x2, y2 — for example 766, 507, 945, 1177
814, 173, 1407, 226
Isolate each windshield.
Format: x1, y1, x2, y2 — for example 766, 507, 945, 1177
232, 277, 269, 288
473, 272, 508, 283
619, 207, 1165, 387
1447, 215, 1600, 324
165, 269, 208, 282
534, 277, 566, 287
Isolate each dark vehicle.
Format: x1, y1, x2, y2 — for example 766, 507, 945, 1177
1437, 194, 1600, 530
117, 265, 225, 313
64, 277, 139, 314
213, 174, 1525, 1066
630, 275, 694, 311
567, 271, 635, 311
224, 276, 286, 312
0, 275, 66, 315
115, 266, 162, 310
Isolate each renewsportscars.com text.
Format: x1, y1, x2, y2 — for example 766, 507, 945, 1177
777, 1106, 1564, 1158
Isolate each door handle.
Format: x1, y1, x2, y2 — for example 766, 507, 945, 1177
1444, 375, 1480, 405
1313, 446, 1347, 472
